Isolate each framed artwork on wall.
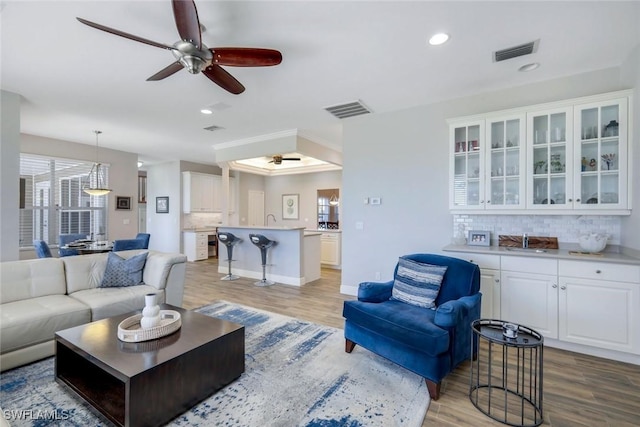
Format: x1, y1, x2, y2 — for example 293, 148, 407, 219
468, 230, 490, 246
282, 194, 299, 220
115, 196, 131, 210
156, 196, 169, 214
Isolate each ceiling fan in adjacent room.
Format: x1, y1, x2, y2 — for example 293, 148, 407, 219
77, 0, 282, 94
269, 155, 301, 165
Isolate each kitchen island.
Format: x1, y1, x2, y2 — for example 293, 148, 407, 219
216, 226, 321, 286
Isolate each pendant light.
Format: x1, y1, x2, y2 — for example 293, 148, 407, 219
83, 130, 112, 196
329, 193, 339, 206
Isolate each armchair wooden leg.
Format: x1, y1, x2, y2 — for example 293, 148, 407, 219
345, 339, 356, 353
425, 379, 441, 401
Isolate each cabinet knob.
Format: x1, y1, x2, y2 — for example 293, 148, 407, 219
576, 198, 581, 202
552, 284, 558, 288
595, 269, 602, 274
568, 198, 572, 202
487, 200, 491, 204
495, 278, 500, 283
561, 286, 566, 290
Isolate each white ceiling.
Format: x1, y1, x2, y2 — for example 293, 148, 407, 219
2, 1, 639, 167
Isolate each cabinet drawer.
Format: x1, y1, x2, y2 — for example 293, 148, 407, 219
456, 253, 500, 270
501, 256, 557, 275
559, 260, 640, 283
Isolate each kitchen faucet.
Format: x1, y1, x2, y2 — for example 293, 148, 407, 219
266, 214, 276, 226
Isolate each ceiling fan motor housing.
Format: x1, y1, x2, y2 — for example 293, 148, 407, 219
172, 40, 212, 74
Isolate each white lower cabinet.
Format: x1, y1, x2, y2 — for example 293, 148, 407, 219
184, 232, 209, 262
501, 256, 559, 338
320, 233, 341, 266
558, 260, 640, 354
455, 253, 501, 318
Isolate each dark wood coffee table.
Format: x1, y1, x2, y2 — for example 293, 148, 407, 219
55, 304, 244, 427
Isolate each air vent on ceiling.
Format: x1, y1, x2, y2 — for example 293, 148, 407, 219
324, 100, 371, 119
493, 40, 539, 62
203, 125, 225, 132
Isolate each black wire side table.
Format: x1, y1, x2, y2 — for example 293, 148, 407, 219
470, 319, 544, 427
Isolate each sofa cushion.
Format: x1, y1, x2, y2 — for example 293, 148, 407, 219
390, 257, 447, 309
343, 300, 449, 357
0, 258, 67, 304
70, 285, 163, 320
0, 295, 91, 353
100, 252, 148, 288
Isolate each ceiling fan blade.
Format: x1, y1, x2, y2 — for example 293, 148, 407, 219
76, 17, 174, 51
282, 158, 301, 161
147, 62, 184, 81
202, 65, 245, 94
172, 0, 202, 49
212, 48, 283, 67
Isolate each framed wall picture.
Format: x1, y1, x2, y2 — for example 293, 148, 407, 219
468, 230, 490, 246
156, 196, 169, 214
282, 194, 299, 220
115, 196, 131, 210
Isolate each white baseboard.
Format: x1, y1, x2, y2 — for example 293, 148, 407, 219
217, 266, 304, 286
544, 338, 640, 365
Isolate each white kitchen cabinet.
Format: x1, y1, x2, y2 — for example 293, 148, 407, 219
500, 257, 559, 339
449, 90, 632, 214
320, 232, 341, 266
485, 113, 526, 210
183, 231, 209, 261
454, 253, 501, 319
558, 260, 640, 354
526, 106, 573, 209
183, 172, 215, 213
449, 120, 485, 209
573, 97, 628, 210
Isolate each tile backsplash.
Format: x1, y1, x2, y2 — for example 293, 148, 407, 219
183, 213, 222, 229
453, 214, 621, 246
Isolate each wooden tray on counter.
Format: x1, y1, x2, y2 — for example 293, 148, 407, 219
499, 235, 559, 249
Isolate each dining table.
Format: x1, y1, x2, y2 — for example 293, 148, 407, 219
62, 241, 113, 255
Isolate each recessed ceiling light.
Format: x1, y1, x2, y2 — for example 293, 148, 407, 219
519, 62, 540, 72
200, 108, 213, 114
428, 33, 450, 46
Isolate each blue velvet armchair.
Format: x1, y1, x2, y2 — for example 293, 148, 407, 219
33, 240, 53, 258
342, 254, 481, 400
112, 233, 150, 251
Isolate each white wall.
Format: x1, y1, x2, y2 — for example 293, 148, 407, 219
19, 134, 139, 240
341, 67, 632, 295
264, 170, 342, 229
620, 44, 640, 253
146, 161, 182, 253
238, 171, 266, 225
0, 90, 21, 261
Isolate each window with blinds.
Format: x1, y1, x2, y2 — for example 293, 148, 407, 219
19, 154, 109, 248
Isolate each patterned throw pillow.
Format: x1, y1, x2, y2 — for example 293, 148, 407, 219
99, 252, 148, 288
390, 258, 448, 309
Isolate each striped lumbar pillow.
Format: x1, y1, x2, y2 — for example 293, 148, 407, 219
390, 257, 447, 309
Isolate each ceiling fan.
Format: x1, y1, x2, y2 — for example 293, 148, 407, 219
269, 155, 301, 165
77, 0, 282, 94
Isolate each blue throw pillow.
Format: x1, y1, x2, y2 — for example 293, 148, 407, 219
100, 252, 148, 288
390, 258, 447, 309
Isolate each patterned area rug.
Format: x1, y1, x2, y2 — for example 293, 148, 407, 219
0, 301, 429, 426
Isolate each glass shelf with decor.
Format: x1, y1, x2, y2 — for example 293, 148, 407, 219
450, 121, 485, 209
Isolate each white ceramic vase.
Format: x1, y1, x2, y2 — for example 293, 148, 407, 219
140, 293, 161, 329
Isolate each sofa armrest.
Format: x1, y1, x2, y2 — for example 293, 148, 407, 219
434, 294, 481, 328
357, 281, 394, 303
142, 251, 187, 307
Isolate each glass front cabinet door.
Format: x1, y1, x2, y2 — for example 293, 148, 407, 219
450, 120, 485, 209
526, 107, 573, 209
485, 114, 526, 210
573, 98, 628, 210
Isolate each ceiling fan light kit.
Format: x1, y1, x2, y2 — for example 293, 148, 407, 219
77, 0, 282, 95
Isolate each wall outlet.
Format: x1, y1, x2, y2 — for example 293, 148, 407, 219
355, 221, 364, 230
375, 272, 381, 280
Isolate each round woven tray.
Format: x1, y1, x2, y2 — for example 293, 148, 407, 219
117, 310, 182, 343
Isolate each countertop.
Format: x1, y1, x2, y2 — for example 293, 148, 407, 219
217, 225, 307, 231
183, 228, 218, 233
304, 232, 322, 237
443, 244, 640, 265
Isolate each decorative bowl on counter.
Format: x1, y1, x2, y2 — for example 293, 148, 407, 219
579, 233, 608, 253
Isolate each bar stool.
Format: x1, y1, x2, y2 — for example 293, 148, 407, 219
217, 232, 242, 281
249, 234, 277, 287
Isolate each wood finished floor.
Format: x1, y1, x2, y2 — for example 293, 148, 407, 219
183, 258, 640, 426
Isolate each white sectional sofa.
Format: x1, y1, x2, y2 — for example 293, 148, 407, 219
0, 249, 187, 372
